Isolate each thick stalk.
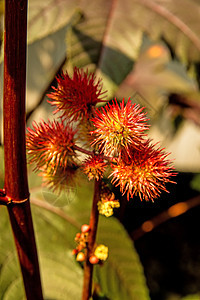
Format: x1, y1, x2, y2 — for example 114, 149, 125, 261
82, 179, 101, 300
3, 0, 43, 299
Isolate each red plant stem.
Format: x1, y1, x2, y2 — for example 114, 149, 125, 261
74, 145, 95, 157
82, 179, 101, 300
3, 0, 43, 299
74, 145, 112, 161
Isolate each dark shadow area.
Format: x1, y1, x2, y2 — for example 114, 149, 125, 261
115, 172, 200, 299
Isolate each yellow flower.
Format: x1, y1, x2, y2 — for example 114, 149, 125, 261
98, 183, 120, 217
98, 200, 120, 217
94, 244, 108, 261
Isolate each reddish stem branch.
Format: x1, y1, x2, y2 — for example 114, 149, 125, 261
82, 179, 101, 300
3, 0, 43, 299
74, 145, 95, 157
74, 145, 112, 161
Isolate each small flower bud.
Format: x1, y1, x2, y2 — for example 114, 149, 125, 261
77, 245, 84, 252
89, 255, 99, 265
76, 233, 81, 239
81, 224, 91, 233
72, 248, 78, 255
76, 252, 86, 262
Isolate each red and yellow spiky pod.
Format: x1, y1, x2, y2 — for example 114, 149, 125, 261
26, 119, 79, 192
91, 98, 149, 156
110, 139, 176, 202
82, 155, 106, 181
48, 67, 107, 122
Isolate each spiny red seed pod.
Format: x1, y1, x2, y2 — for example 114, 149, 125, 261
82, 155, 106, 181
27, 119, 77, 173
81, 224, 91, 233
26, 119, 79, 193
48, 67, 107, 122
110, 139, 176, 202
89, 255, 99, 265
91, 98, 149, 156
76, 252, 86, 262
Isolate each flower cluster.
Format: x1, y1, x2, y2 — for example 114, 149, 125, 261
90, 99, 176, 202
72, 225, 90, 262
98, 183, 120, 217
27, 67, 176, 201
94, 244, 108, 262
72, 225, 108, 265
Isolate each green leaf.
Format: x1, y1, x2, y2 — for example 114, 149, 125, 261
0, 204, 82, 300
0, 164, 150, 299
116, 42, 197, 110
0, 206, 25, 299
31, 171, 150, 299
28, 0, 79, 44
66, 0, 142, 97
95, 216, 150, 300
133, 0, 200, 62
26, 0, 200, 63
66, 0, 199, 102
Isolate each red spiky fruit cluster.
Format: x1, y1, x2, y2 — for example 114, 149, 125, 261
27, 67, 176, 202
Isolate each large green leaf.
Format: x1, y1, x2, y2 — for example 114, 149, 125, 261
31, 179, 150, 300
116, 41, 197, 107
66, 0, 199, 102
0, 206, 82, 300
28, 0, 79, 44
95, 216, 150, 300
66, 0, 143, 98
0, 158, 150, 299
27, 0, 200, 63
134, 0, 200, 62
26, 26, 67, 124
